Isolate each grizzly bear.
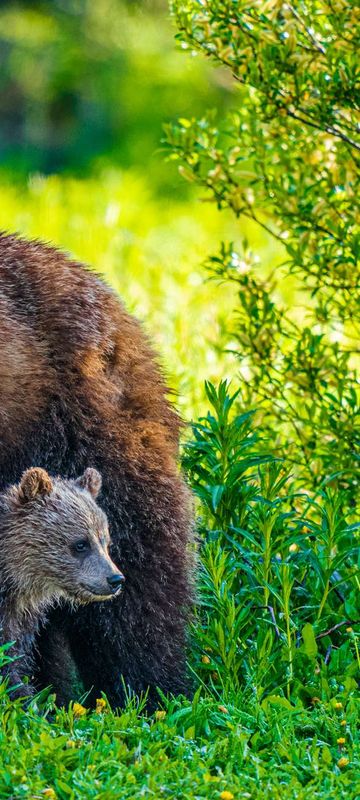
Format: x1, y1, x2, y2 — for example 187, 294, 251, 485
0, 466, 124, 700
0, 232, 192, 708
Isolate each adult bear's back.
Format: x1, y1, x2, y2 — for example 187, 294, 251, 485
0, 232, 181, 476
0, 231, 191, 707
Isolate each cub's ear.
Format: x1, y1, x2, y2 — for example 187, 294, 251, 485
18, 468, 53, 504
75, 468, 102, 499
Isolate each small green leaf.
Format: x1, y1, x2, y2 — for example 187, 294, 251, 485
302, 623, 318, 659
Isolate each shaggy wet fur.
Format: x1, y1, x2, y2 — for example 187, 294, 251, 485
0, 467, 122, 699
0, 232, 192, 708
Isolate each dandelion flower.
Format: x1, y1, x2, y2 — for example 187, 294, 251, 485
73, 702, 87, 718
335, 702, 343, 710
42, 790, 57, 799
220, 791, 234, 800
95, 698, 107, 713
155, 710, 166, 721
340, 719, 347, 727
337, 737, 346, 745
337, 757, 349, 768
202, 655, 210, 664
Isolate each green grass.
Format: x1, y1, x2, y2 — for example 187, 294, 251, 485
0, 687, 358, 800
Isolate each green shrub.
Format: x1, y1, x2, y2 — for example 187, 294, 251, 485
166, 0, 360, 496
165, 0, 360, 702
184, 382, 359, 702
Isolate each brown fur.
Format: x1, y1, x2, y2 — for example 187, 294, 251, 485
0, 232, 192, 708
0, 467, 123, 699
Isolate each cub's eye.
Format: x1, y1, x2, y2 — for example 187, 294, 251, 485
72, 540, 90, 554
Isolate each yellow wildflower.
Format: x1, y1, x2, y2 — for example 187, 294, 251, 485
289, 543, 299, 553
335, 702, 343, 710
95, 697, 107, 713
340, 719, 347, 727
42, 790, 57, 799
220, 792, 234, 800
337, 757, 349, 768
337, 737, 346, 745
346, 627, 353, 633
155, 710, 166, 721
201, 655, 210, 664
66, 740, 76, 749
73, 702, 87, 718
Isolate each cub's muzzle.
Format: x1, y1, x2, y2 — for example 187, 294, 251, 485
107, 573, 125, 592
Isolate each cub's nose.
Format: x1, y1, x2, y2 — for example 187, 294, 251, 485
107, 574, 125, 590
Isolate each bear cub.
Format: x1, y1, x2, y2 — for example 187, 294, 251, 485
0, 466, 124, 699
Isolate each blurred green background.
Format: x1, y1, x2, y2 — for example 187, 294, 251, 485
0, 0, 229, 181
0, 0, 276, 415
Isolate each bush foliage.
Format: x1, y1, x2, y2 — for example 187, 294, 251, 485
185, 382, 359, 704
165, 0, 360, 713
167, 0, 360, 492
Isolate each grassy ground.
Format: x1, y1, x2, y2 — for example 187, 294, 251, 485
0, 687, 358, 800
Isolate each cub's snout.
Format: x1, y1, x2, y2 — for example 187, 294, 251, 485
107, 573, 125, 592
79, 548, 126, 601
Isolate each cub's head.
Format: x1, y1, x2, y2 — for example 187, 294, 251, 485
1, 467, 124, 606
